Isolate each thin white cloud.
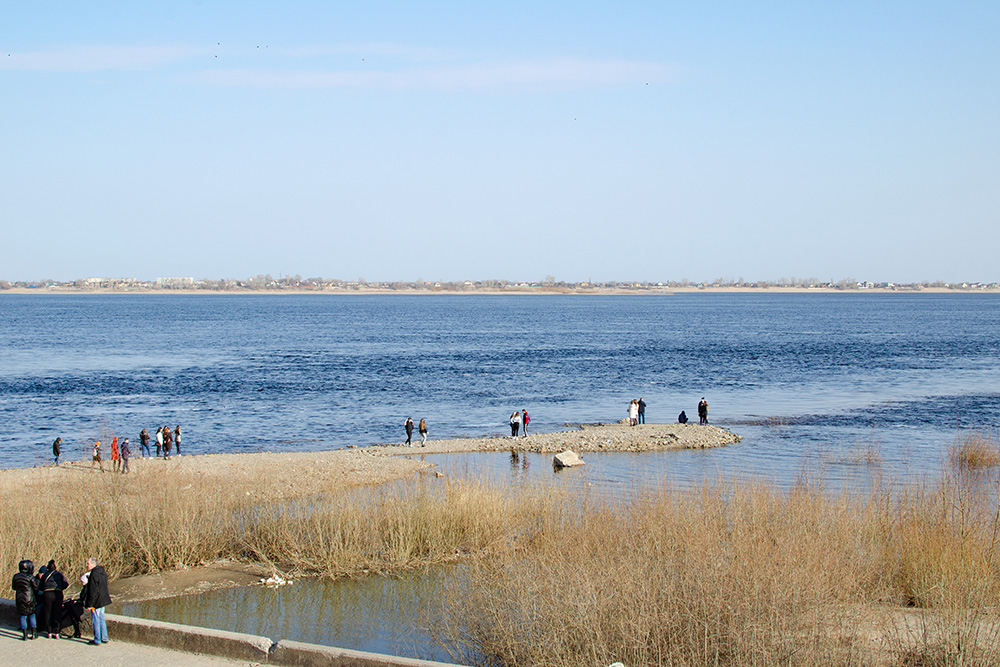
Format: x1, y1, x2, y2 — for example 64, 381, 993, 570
0, 44, 208, 72
281, 42, 453, 61
192, 58, 678, 91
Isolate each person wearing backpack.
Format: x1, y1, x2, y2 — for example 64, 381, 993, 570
38, 560, 69, 638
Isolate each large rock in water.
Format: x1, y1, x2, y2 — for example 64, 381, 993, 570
553, 450, 585, 468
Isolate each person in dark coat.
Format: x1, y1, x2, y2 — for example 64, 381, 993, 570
404, 417, 414, 446
678, 410, 688, 424
162, 425, 173, 458
84, 557, 112, 645
697, 398, 709, 425
120, 438, 131, 474
174, 425, 182, 456
139, 428, 150, 457
53, 437, 62, 465
38, 560, 69, 638
12, 559, 38, 640
637, 398, 646, 424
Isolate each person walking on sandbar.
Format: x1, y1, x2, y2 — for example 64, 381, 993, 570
418, 418, 428, 446
120, 438, 131, 474
90, 440, 104, 472
404, 417, 414, 446
52, 437, 62, 465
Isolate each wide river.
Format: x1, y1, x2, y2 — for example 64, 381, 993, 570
5, 292, 999, 660
2, 292, 997, 480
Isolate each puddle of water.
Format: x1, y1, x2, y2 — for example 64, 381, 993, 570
120, 566, 459, 662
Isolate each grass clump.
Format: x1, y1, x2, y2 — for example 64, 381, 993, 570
949, 432, 1000, 471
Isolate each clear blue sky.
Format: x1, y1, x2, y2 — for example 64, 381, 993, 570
2, 1, 997, 283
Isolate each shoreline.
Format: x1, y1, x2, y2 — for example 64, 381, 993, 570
1, 423, 739, 603
2, 287, 997, 296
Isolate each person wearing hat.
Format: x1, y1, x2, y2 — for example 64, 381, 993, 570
11, 559, 39, 640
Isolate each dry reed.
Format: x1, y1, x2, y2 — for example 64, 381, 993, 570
949, 432, 1000, 471
3, 456, 1000, 666
433, 478, 1000, 666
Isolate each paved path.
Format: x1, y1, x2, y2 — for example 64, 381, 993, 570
0, 627, 262, 666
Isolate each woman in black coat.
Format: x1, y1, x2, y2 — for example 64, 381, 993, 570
38, 560, 69, 638
11, 559, 38, 640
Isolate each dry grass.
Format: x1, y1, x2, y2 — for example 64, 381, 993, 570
3, 453, 1000, 666
433, 477, 1000, 666
0, 461, 553, 584
950, 432, 1000, 471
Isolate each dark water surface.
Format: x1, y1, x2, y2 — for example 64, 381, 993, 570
10, 293, 999, 659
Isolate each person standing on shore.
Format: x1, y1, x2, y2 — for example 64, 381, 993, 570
155, 427, 163, 457
174, 426, 182, 456
628, 400, 639, 426
110, 436, 120, 473
638, 398, 646, 424
522, 409, 530, 437
139, 428, 150, 458
12, 559, 38, 641
83, 557, 112, 646
698, 398, 709, 425
90, 440, 103, 472
52, 437, 62, 465
162, 425, 173, 458
510, 411, 521, 437
404, 417, 414, 446
418, 418, 428, 445
38, 560, 68, 639
120, 438, 131, 474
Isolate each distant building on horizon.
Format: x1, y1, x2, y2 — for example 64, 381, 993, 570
155, 277, 195, 288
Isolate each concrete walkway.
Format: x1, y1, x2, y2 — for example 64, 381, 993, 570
0, 626, 260, 666
1, 598, 464, 667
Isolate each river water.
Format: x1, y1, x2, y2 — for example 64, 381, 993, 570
4, 292, 1000, 659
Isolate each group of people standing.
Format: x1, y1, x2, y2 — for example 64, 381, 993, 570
86, 436, 132, 473
56, 425, 184, 471
10, 556, 111, 645
677, 398, 709, 425
509, 410, 529, 437
623, 397, 710, 426
627, 398, 647, 426
143, 425, 182, 458
403, 417, 428, 446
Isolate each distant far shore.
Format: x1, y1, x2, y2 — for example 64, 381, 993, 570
2, 286, 998, 296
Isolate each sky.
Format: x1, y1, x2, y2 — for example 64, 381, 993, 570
2, 1, 998, 284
